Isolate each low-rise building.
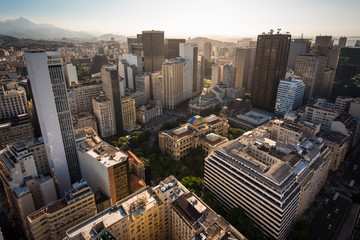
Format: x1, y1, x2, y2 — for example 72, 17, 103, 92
72, 112, 98, 134
159, 115, 229, 160
27, 179, 97, 240
303, 98, 338, 132
136, 100, 163, 124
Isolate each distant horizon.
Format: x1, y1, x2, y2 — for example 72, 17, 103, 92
1, 0, 359, 39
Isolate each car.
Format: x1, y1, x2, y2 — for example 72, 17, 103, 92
327, 213, 331, 219
335, 208, 339, 213
328, 224, 332, 230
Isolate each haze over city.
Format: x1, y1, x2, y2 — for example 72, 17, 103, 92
1, 0, 360, 37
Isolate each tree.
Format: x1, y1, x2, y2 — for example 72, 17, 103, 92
288, 220, 308, 240
228, 127, 246, 140
180, 176, 204, 197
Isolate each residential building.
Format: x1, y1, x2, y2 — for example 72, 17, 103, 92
142, 31, 165, 72
75, 127, 130, 205
274, 72, 305, 116
0, 115, 34, 149
102, 65, 123, 132
251, 32, 291, 112
72, 112, 98, 134
92, 93, 115, 138
303, 99, 339, 132
159, 114, 229, 160
234, 47, 256, 93
27, 179, 97, 240
294, 54, 327, 103
25, 51, 79, 191
162, 58, 185, 109
0, 80, 29, 119
330, 47, 360, 101
204, 42, 212, 61
67, 83, 102, 115
180, 43, 199, 96
165, 39, 185, 59
121, 97, 136, 131
136, 100, 163, 124
287, 39, 311, 69
65, 176, 245, 240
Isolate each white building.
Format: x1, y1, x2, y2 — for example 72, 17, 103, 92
0, 81, 29, 120
303, 99, 339, 132
275, 72, 305, 115
92, 93, 115, 138
65, 63, 78, 85
180, 43, 198, 97
25, 51, 79, 193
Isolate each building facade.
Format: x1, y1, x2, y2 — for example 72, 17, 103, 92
162, 58, 185, 109
204, 42, 212, 61
234, 47, 256, 93
121, 97, 136, 131
0, 80, 29, 119
142, 31, 165, 72
0, 115, 34, 149
67, 83, 102, 115
92, 93, 116, 138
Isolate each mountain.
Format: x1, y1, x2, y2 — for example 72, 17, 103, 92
97, 34, 127, 42
0, 17, 93, 39
187, 37, 236, 50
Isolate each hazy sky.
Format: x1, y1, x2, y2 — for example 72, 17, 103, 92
1, 0, 360, 38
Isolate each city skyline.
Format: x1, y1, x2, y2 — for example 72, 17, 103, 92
1, 0, 360, 38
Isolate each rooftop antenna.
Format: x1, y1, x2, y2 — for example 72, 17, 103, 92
301, 33, 304, 39
277, 28, 281, 34
269, 29, 274, 35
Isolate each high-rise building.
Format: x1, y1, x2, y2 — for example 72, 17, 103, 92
0, 80, 29, 119
92, 93, 116, 138
275, 72, 305, 115
65, 176, 245, 240
221, 64, 235, 87
338, 37, 347, 47
294, 54, 327, 103
234, 48, 256, 92
204, 42, 212, 61
25, 51, 80, 192
330, 47, 360, 101
180, 43, 199, 96
211, 65, 221, 86
151, 71, 163, 103
287, 39, 311, 69
251, 32, 291, 112
315, 35, 332, 48
67, 83, 103, 115
102, 66, 123, 132
135, 73, 151, 100
165, 39, 185, 59
142, 31, 165, 72
75, 127, 129, 205
0, 115, 34, 149
197, 55, 205, 95
121, 97, 136, 131
27, 179, 97, 240
127, 34, 143, 56
162, 58, 185, 109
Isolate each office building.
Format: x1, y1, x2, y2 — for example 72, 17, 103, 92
251, 32, 291, 112
102, 66, 123, 132
135, 73, 151, 101
25, 51, 79, 192
165, 39, 185, 59
315, 35, 332, 48
65, 176, 245, 240
197, 55, 205, 96
142, 31, 165, 72
127, 34, 143, 56
204, 42, 212, 61
0, 115, 34, 149
65, 63, 78, 85
136, 100, 163, 124
330, 47, 360, 101
180, 43, 199, 96
234, 47, 256, 92
338, 37, 347, 47
89, 55, 108, 75
274, 72, 305, 116
221, 64, 235, 87
0, 80, 29, 119
27, 179, 97, 240
318, 46, 341, 69
287, 39, 311, 69
121, 97, 136, 131
75, 127, 130, 205
294, 54, 326, 103
151, 71, 163, 103
159, 114, 228, 160
211, 65, 221, 86
67, 83, 103, 115
303, 99, 339, 132
162, 58, 185, 109
72, 112, 98, 134
92, 93, 115, 138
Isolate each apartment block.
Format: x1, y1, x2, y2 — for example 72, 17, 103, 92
303, 99, 339, 132
67, 83, 103, 115
121, 97, 136, 131
0, 80, 29, 119
27, 179, 97, 240
75, 127, 130, 205
0, 115, 34, 149
92, 93, 115, 138
65, 176, 245, 240
159, 115, 228, 160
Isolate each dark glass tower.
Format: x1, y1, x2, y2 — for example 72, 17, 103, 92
142, 31, 165, 72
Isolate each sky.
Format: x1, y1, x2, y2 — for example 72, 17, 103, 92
1, 0, 360, 38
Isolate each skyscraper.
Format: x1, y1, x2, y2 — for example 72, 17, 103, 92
179, 43, 198, 96
338, 37, 347, 47
25, 51, 80, 193
315, 35, 332, 48
142, 31, 165, 72
165, 38, 185, 59
162, 58, 185, 109
287, 39, 311, 69
102, 66, 123, 132
204, 42, 212, 61
330, 47, 360, 101
251, 32, 291, 112
234, 47, 256, 92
